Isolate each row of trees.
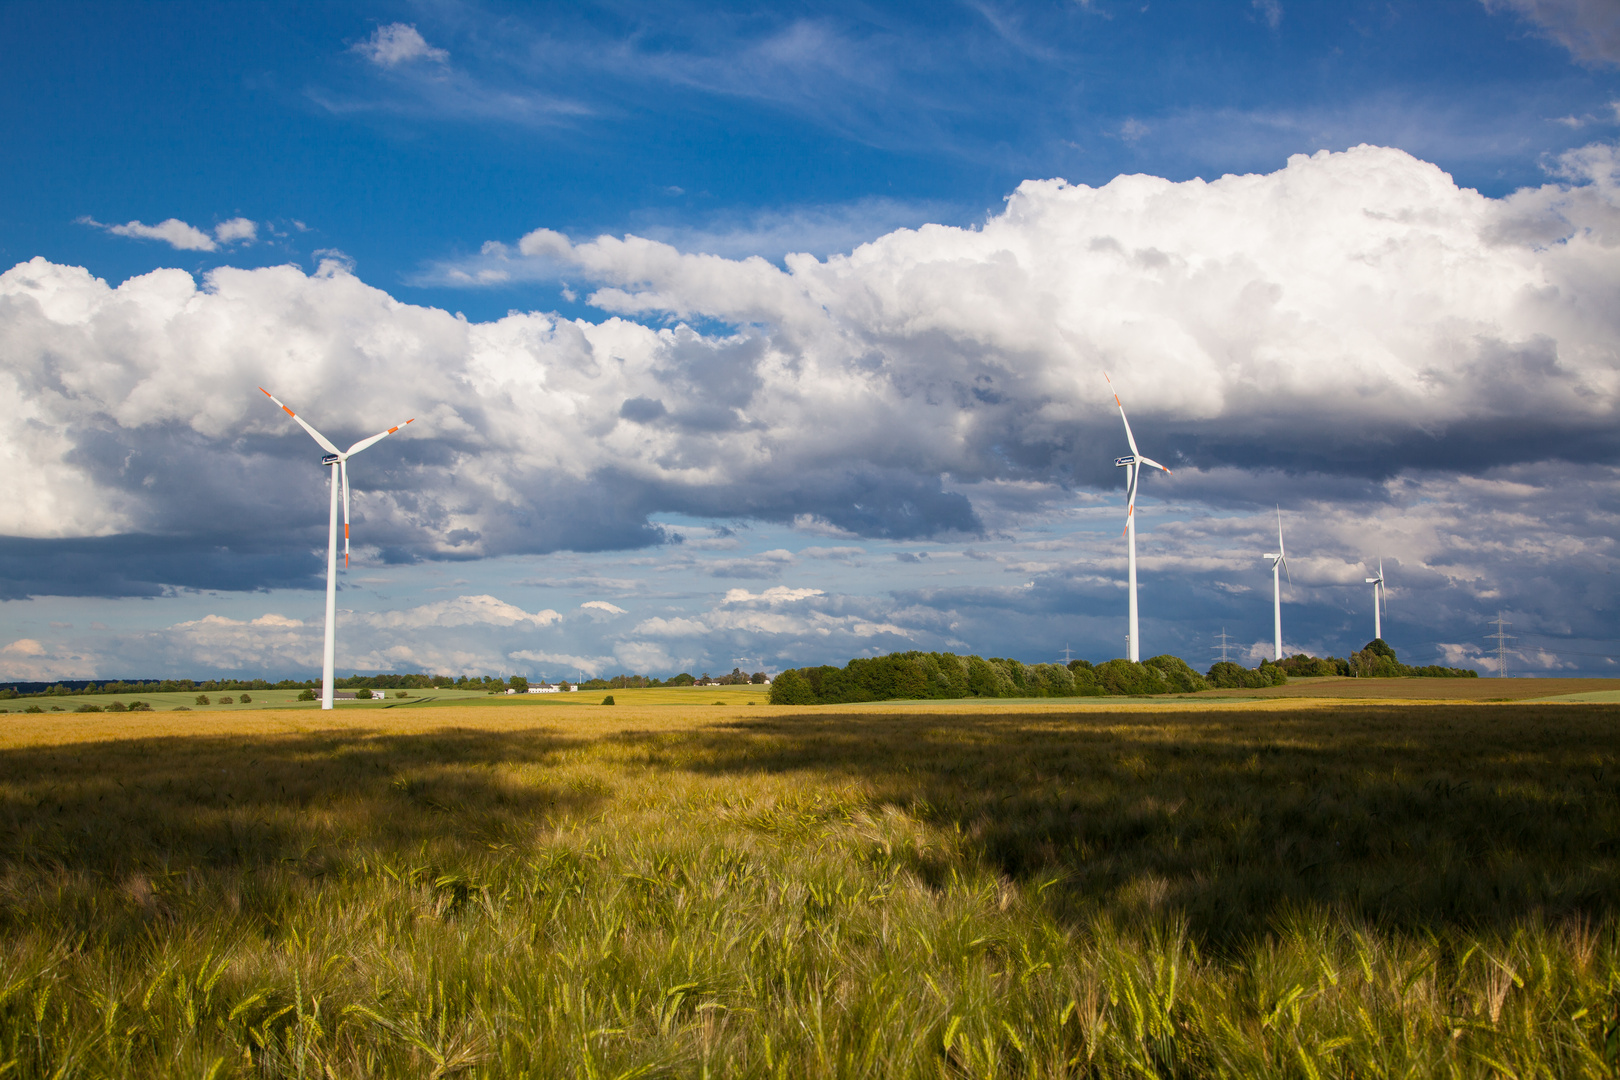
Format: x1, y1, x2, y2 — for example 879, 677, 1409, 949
1273, 640, 1477, 679
0, 670, 771, 700
1, 674, 500, 699
575, 669, 768, 690
768, 652, 1226, 705
769, 640, 1475, 704
1, 643, 1470, 704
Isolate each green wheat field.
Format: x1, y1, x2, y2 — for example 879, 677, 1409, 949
3, 697, 1620, 1077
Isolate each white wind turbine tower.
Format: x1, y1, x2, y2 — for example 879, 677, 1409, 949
1106, 374, 1171, 663
261, 388, 414, 710
1366, 559, 1387, 641
1262, 508, 1290, 661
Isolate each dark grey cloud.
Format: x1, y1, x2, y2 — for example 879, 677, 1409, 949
1484, 0, 1620, 65
0, 534, 320, 600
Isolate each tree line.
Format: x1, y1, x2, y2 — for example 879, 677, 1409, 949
768, 640, 1474, 704
767, 652, 1220, 704
0, 642, 1467, 703
575, 668, 768, 690
1269, 640, 1475, 679
0, 674, 512, 699
0, 669, 773, 700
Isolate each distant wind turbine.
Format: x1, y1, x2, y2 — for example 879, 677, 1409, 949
261, 388, 414, 710
1366, 558, 1387, 642
1262, 508, 1290, 661
1106, 374, 1171, 663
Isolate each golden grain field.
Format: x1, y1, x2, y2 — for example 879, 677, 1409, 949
2, 698, 1619, 1077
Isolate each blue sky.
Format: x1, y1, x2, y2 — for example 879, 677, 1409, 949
2, 0, 1618, 681
8, 0, 1617, 310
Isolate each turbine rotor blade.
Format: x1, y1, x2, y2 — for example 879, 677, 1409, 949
345, 417, 416, 458
1137, 454, 1172, 474
1118, 408, 1141, 459
1106, 374, 1142, 458
341, 461, 350, 568
260, 387, 342, 457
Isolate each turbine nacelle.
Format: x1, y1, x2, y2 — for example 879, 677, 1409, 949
1366, 557, 1388, 641
1264, 508, 1291, 662
261, 386, 414, 569
1263, 509, 1290, 582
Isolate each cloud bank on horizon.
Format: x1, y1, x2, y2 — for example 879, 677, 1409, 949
3, 142, 1619, 676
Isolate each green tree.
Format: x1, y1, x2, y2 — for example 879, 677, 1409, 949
1144, 654, 1211, 693
768, 669, 817, 705
1206, 661, 1286, 689
1096, 659, 1171, 695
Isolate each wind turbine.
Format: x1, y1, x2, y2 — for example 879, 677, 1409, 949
1105, 374, 1171, 663
1366, 559, 1386, 642
1262, 507, 1290, 661
261, 388, 414, 710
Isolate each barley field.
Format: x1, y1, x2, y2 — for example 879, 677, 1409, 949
2, 700, 1619, 1077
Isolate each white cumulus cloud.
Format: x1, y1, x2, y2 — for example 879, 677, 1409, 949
212, 217, 258, 244
95, 217, 217, 251
0, 637, 96, 680
359, 595, 561, 630
79, 215, 260, 252
354, 23, 449, 67
509, 649, 617, 676
5, 143, 1620, 613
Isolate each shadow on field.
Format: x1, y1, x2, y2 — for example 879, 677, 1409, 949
661, 704, 1620, 944
0, 726, 595, 881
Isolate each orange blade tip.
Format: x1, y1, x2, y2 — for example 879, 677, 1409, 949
258, 386, 272, 397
